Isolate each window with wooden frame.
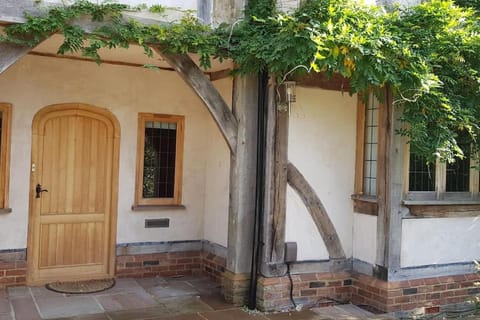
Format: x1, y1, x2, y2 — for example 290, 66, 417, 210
352, 91, 385, 215
135, 113, 184, 207
405, 132, 479, 203
0, 103, 12, 211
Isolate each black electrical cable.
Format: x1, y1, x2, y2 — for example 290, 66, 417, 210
286, 262, 297, 309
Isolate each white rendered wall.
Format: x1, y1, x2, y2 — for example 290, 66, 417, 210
202, 79, 231, 247
401, 218, 480, 267
0, 54, 231, 250
286, 87, 357, 260
352, 213, 377, 264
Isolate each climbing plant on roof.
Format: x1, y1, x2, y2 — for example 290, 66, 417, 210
1, 0, 480, 163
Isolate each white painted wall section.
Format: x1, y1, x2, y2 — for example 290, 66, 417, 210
286, 87, 357, 260
0, 54, 231, 250
202, 79, 231, 247
352, 213, 377, 264
401, 217, 480, 267
286, 185, 329, 260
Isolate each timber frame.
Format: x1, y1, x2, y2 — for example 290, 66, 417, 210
0, 0, 346, 289
0, 103, 12, 211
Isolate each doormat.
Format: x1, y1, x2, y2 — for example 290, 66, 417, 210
46, 278, 115, 294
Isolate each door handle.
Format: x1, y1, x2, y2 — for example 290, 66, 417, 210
35, 184, 48, 198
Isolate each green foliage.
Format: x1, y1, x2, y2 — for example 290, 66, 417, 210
148, 5, 165, 14
1, 0, 480, 162
455, 0, 480, 11
226, 0, 480, 163
0, 0, 221, 68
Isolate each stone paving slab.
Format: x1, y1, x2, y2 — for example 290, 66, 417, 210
100, 278, 147, 294
3, 276, 400, 320
6, 286, 29, 297
106, 305, 171, 320
147, 281, 200, 299
198, 292, 235, 311
0, 297, 11, 314
265, 310, 326, 320
35, 295, 104, 319
199, 308, 269, 320
10, 295, 42, 320
152, 314, 206, 320
54, 314, 110, 320
163, 296, 213, 315
312, 305, 397, 320
95, 290, 158, 312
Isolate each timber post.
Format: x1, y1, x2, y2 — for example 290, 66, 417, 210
222, 74, 259, 305
260, 79, 289, 277
375, 86, 404, 280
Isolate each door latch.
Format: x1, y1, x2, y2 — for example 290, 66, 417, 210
35, 184, 48, 198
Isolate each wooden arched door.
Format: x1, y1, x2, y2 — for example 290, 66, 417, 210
27, 103, 120, 285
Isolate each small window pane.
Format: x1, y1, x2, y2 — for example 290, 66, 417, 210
142, 121, 177, 198
409, 152, 435, 191
446, 134, 470, 192
362, 92, 379, 196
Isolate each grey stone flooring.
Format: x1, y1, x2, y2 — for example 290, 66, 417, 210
0, 276, 396, 320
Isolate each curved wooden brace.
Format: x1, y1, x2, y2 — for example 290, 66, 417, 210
153, 48, 238, 154
0, 43, 33, 74
287, 161, 346, 259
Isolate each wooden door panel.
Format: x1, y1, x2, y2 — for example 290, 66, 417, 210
40, 116, 108, 215
38, 221, 105, 268
28, 104, 119, 285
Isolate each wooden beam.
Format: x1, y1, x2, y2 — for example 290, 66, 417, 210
259, 80, 290, 277
287, 161, 346, 259
407, 204, 480, 217
271, 102, 289, 263
226, 75, 258, 275
154, 48, 238, 153
29, 51, 176, 71
209, 68, 232, 81
376, 85, 404, 275
0, 42, 31, 74
292, 72, 351, 92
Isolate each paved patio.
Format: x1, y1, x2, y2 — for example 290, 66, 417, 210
0, 276, 396, 320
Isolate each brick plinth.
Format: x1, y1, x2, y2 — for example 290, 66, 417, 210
116, 251, 202, 278
257, 272, 352, 312
352, 272, 480, 313
0, 251, 27, 287
201, 251, 226, 282
222, 270, 251, 306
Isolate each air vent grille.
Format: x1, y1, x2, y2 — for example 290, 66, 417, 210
145, 218, 170, 228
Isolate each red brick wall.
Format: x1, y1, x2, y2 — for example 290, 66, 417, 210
0, 248, 227, 288
257, 272, 352, 311
201, 251, 226, 283
352, 272, 480, 313
0, 251, 27, 287
116, 251, 203, 278
115, 249, 227, 283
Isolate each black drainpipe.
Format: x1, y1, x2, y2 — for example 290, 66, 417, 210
248, 70, 269, 310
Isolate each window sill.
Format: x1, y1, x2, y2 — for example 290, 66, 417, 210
403, 200, 480, 218
131, 204, 186, 211
0, 208, 12, 214
351, 194, 378, 216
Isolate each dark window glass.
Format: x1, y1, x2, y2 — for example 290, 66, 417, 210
409, 152, 435, 191
142, 121, 177, 198
363, 93, 379, 196
446, 138, 470, 192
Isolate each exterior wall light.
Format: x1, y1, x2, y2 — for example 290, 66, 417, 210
277, 81, 296, 113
